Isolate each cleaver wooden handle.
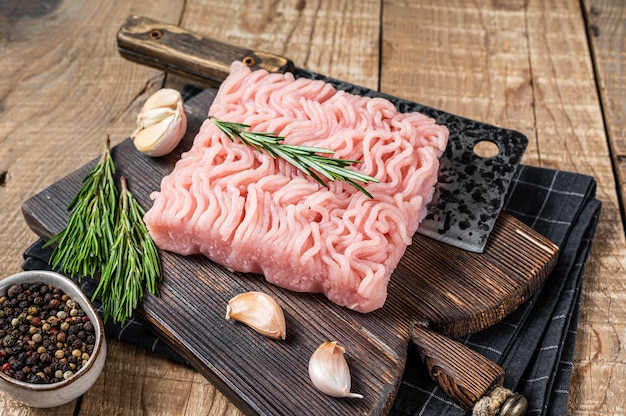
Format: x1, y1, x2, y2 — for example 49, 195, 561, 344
116, 15, 294, 86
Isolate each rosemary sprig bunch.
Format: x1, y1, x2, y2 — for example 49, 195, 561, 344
93, 176, 161, 324
44, 137, 161, 325
210, 116, 379, 197
44, 137, 118, 279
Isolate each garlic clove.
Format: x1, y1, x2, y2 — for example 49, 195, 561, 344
308, 341, 363, 399
133, 111, 186, 156
136, 107, 177, 128
144, 88, 180, 109
131, 88, 187, 157
225, 292, 286, 340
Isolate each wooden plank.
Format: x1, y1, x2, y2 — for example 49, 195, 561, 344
380, 0, 535, 143
569, 0, 626, 416
583, 0, 626, 225
178, 0, 381, 89
78, 339, 242, 415
524, 1, 624, 414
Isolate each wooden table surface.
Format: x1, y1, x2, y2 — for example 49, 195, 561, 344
1, 0, 624, 414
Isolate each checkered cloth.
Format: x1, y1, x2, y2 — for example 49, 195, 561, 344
22, 164, 600, 415
393, 165, 600, 415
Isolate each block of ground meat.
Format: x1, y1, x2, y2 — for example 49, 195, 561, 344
144, 61, 449, 313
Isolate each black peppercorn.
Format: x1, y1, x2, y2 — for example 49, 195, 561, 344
71, 339, 82, 350
40, 352, 51, 364
2, 334, 15, 347
0, 282, 97, 385
48, 299, 61, 310
7, 285, 22, 299
12, 359, 23, 371
67, 325, 80, 336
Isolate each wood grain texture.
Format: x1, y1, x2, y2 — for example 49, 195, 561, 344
527, 1, 625, 414
179, 0, 382, 90
412, 325, 504, 412
79, 339, 241, 416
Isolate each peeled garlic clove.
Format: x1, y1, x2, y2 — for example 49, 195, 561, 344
225, 292, 286, 340
308, 341, 363, 399
131, 88, 187, 157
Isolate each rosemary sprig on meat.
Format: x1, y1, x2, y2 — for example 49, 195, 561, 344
44, 137, 161, 325
210, 116, 379, 198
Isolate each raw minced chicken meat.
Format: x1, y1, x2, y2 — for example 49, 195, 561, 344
144, 61, 449, 313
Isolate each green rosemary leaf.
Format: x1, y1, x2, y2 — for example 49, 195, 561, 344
271, 146, 327, 187
44, 138, 118, 279
210, 116, 379, 196
281, 144, 335, 155
93, 176, 162, 324
45, 137, 162, 325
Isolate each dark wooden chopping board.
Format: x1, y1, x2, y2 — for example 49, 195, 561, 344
22, 88, 559, 415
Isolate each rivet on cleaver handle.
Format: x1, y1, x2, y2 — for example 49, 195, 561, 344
117, 15, 294, 86
117, 15, 528, 253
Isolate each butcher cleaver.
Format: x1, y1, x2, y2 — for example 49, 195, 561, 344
116, 15, 528, 253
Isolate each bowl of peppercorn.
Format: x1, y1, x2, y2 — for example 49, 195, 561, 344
0, 270, 106, 408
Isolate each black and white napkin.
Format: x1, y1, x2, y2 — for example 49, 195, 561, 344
22, 164, 600, 416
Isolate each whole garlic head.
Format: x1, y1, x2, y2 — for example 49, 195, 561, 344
132, 88, 187, 157
308, 341, 363, 399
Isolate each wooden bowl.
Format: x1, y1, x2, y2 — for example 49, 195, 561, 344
0, 271, 107, 408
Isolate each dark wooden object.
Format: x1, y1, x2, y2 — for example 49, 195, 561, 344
117, 15, 295, 87
22, 89, 558, 415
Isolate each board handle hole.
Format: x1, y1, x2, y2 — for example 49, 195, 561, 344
473, 140, 500, 159
149, 29, 163, 40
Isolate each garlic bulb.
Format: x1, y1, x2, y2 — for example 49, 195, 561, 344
308, 341, 363, 399
225, 292, 286, 340
131, 88, 187, 157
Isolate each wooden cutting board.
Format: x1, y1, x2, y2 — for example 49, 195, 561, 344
22, 88, 559, 415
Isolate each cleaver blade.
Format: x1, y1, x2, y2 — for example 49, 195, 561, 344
116, 15, 528, 253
